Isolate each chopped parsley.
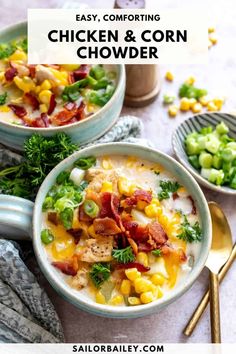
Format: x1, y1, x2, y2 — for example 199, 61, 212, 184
152, 249, 162, 257
158, 180, 181, 201
112, 246, 135, 264
89, 263, 111, 288
0, 92, 7, 105
177, 216, 202, 243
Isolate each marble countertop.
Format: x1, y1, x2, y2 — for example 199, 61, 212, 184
1, 0, 236, 344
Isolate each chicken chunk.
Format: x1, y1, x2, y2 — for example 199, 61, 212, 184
86, 169, 119, 193
76, 236, 113, 263
71, 268, 88, 289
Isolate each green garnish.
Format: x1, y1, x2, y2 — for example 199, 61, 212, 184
177, 216, 202, 243
83, 199, 100, 218
179, 83, 207, 99
87, 85, 115, 107
41, 229, 54, 245
163, 94, 175, 104
112, 246, 135, 264
74, 156, 96, 170
0, 133, 78, 200
0, 92, 7, 105
0, 38, 27, 59
62, 78, 89, 102
158, 180, 181, 201
90, 263, 111, 288
152, 249, 162, 257
59, 207, 74, 230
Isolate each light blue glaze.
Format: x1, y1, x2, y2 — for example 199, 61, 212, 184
0, 143, 212, 318
0, 22, 125, 151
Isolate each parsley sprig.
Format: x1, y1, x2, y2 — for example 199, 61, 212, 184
158, 180, 181, 201
0, 92, 7, 105
112, 246, 135, 264
152, 249, 162, 257
90, 263, 111, 288
177, 216, 203, 243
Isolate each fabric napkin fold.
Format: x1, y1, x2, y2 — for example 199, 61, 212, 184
0, 115, 149, 343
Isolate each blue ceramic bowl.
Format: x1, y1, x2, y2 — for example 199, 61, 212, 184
0, 143, 211, 318
172, 113, 236, 195
0, 22, 125, 151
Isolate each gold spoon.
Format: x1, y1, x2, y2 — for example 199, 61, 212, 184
191, 202, 233, 343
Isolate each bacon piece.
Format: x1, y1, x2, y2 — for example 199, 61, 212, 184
79, 205, 92, 222
67, 228, 83, 244
173, 192, 179, 200
117, 262, 150, 272
48, 212, 58, 225
51, 106, 78, 126
188, 196, 197, 215
100, 192, 113, 218
128, 238, 138, 255
28, 65, 36, 78
23, 93, 39, 110
64, 102, 77, 111
8, 104, 27, 118
52, 261, 78, 276
147, 221, 168, 247
123, 221, 148, 242
122, 190, 152, 208
48, 94, 56, 115
93, 217, 121, 235
73, 65, 88, 81
30, 113, 49, 128
75, 101, 85, 120
68, 72, 75, 84
138, 243, 153, 252
5, 67, 17, 81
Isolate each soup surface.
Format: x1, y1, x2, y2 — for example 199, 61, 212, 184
41, 155, 202, 306
0, 38, 115, 127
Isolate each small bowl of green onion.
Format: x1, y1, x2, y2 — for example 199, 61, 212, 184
172, 113, 236, 194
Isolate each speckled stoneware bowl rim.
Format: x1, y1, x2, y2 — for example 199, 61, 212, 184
33, 142, 212, 318
172, 113, 236, 195
0, 21, 125, 133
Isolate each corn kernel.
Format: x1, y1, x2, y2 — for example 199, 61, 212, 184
134, 278, 152, 294
39, 104, 48, 113
137, 252, 149, 267
137, 200, 148, 210
140, 291, 154, 304
165, 71, 174, 81
34, 85, 41, 94
48, 68, 68, 86
168, 105, 178, 117
125, 268, 141, 281
101, 181, 113, 193
102, 157, 113, 170
151, 198, 160, 206
188, 98, 197, 109
192, 102, 202, 113
207, 101, 218, 111
39, 90, 52, 104
185, 76, 196, 85
180, 97, 190, 111
199, 95, 210, 106
0, 105, 10, 112
157, 286, 164, 298
0, 72, 5, 82
158, 214, 168, 227
14, 76, 35, 93
213, 97, 225, 111
145, 204, 159, 218
41, 80, 52, 91
109, 295, 123, 306
128, 297, 141, 306
95, 291, 106, 304
208, 40, 213, 49
118, 177, 135, 196
61, 64, 80, 71
9, 49, 27, 62
129, 184, 138, 195
208, 27, 215, 33
151, 273, 166, 286
209, 34, 217, 45
120, 279, 132, 296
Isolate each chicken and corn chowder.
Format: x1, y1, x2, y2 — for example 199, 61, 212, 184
41, 155, 203, 306
0, 38, 115, 127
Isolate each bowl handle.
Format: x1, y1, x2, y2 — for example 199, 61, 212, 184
0, 195, 34, 240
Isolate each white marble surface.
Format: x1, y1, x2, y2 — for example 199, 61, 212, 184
1, 0, 236, 343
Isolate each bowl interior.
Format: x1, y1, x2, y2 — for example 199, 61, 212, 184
33, 143, 211, 318
172, 113, 236, 195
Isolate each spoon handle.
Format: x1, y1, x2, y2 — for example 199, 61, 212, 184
184, 243, 236, 336
209, 271, 221, 343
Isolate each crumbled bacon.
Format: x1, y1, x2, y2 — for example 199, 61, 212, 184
51, 106, 78, 126
188, 196, 197, 215
30, 113, 49, 128
73, 65, 88, 81
48, 212, 58, 225
47, 94, 56, 115
67, 229, 83, 244
173, 192, 179, 200
64, 102, 77, 111
123, 221, 148, 242
23, 93, 39, 111
93, 217, 121, 235
52, 261, 78, 276
28, 65, 36, 78
8, 104, 27, 118
79, 206, 92, 222
100, 192, 113, 218
122, 190, 152, 208
147, 221, 168, 247
5, 67, 17, 81
117, 262, 150, 272
138, 243, 153, 252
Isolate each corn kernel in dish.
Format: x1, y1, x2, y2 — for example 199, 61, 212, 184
165, 71, 174, 81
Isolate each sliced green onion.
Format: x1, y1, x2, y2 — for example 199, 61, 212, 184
41, 229, 54, 245
83, 199, 99, 218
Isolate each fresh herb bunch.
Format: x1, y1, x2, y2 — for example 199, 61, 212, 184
179, 83, 207, 100
112, 246, 135, 264
0, 133, 78, 200
177, 216, 202, 243
158, 180, 181, 201
90, 263, 111, 288
0, 92, 7, 105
